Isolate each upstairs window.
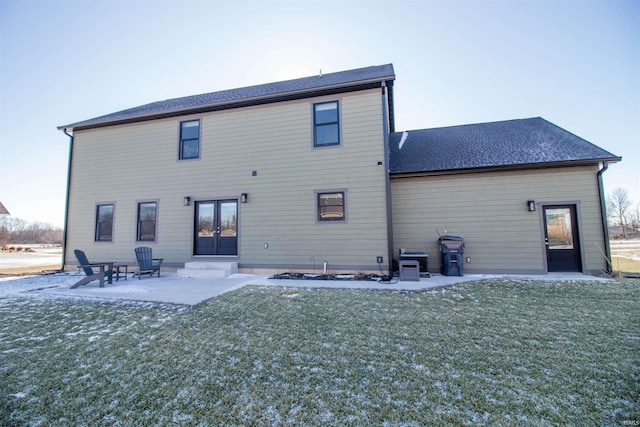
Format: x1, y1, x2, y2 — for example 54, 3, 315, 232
95, 204, 114, 242
179, 120, 200, 159
137, 202, 157, 242
317, 191, 345, 221
313, 101, 340, 147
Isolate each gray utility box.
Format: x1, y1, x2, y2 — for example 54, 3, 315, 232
400, 252, 429, 277
439, 236, 465, 276
399, 260, 420, 281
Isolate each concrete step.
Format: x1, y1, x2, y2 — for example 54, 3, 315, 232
176, 262, 238, 278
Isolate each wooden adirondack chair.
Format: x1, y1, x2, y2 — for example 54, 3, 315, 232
72, 249, 114, 288
134, 247, 163, 279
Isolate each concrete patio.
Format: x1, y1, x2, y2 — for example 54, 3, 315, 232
7, 271, 613, 306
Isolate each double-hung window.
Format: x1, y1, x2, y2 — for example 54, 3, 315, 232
179, 120, 200, 159
94, 204, 114, 242
313, 101, 340, 147
317, 191, 345, 221
137, 202, 158, 242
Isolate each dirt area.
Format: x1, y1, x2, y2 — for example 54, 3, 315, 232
0, 245, 63, 277
0, 265, 61, 277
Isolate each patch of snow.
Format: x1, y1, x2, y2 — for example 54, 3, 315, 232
283, 292, 300, 299
412, 364, 430, 373
172, 412, 193, 422
227, 273, 256, 279
398, 131, 409, 149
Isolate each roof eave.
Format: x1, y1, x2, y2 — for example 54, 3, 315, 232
58, 74, 395, 132
390, 157, 622, 178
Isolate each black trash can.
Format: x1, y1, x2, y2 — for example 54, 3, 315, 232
439, 235, 465, 276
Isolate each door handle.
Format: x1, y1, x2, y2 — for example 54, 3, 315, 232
544, 238, 549, 246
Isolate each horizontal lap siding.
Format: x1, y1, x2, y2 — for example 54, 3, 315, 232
65, 89, 389, 270
67, 119, 191, 264
214, 91, 388, 269
391, 167, 605, 274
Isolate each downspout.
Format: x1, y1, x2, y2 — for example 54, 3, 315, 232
597, 161, 612, 275
61, 128, 74, 272
381, 82, 394, 272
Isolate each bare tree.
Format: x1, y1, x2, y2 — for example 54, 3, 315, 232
0, 217, 62, 245
608, 188, 632, 238
631, 202, 640, 236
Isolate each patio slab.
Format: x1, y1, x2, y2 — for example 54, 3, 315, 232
13, 271, 613, 307
32, 273, 256, 306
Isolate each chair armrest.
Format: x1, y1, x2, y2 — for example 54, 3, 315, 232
77, 264, 106, 273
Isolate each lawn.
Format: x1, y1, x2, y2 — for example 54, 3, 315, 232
613, 256, 640, 275
1, 279, 638, 426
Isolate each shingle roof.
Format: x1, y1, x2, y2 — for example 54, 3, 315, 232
0, 201, 10, 215
59, 64, 395, 131
389, 117, 621, 174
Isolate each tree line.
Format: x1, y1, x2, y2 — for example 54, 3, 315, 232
0, 216, 63, 246
608, 188, 640, 239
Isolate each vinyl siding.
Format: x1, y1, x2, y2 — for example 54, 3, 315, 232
65, 89, 389, 271
391, 166, 606, 274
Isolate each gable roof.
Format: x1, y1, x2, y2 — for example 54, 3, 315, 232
59, 64, 395, 131
389, 117, 621, 175
0, 201, 10, 215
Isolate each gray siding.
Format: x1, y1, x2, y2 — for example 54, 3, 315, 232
391, 166, 607, 274
65, 89, 389, 272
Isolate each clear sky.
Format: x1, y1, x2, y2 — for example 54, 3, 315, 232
1, 0, 638, 228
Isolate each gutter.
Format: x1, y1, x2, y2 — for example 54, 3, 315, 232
381, 82, 395, 273
60, 128, 74, 272
390, 157, 622, 179
597, 161, 612, 275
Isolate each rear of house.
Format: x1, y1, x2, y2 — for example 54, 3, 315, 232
59, 64, 621, 276
60, 65, 396, 273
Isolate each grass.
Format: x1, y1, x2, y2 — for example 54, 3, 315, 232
1, 279, 638, 426
612, 255, 640, 274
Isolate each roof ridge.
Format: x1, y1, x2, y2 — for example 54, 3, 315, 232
137, 64, 395, 106
59, 64, 395, 131
392, 117, 544, 134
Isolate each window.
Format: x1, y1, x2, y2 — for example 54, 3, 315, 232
317, 192, 345, 221
313, 101, 340, 147
95, 204, 114, 242
179, 120, 200, 159
137, 202, 157, 241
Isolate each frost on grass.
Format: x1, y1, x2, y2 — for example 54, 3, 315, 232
1, 279, 639, 426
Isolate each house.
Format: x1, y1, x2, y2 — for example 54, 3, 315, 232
0, 201, 9, 216
58, 64, 621, 276
390, 118, 621, 274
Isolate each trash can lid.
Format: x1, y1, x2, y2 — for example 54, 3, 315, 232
439, 235, 464, 241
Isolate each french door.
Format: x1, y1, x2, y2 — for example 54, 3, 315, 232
194, 200, 238, 256
543, 205, 582, 272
